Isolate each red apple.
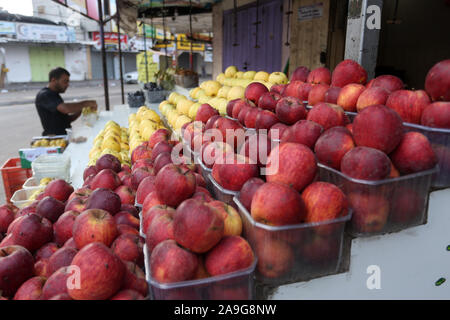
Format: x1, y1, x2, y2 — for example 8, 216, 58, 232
245, 82, 269, 104
13, 276, 46, 300
121, 261, 148, 297
205, 236, 254, 276
46, 247, 77, 277
195, 103, 219, 124
232, 99, 254, 119
308, 83, 330, 106
212, 117, 246, 150
324, 87, 342, 104
155, 164, 196, 207
244, 107, 260, 128
255, 110, 279, 130
386, 89, 431, 124
283, 80, 304, 99
149, 128, 171, 148
64, 196, 88, 213
200, 141, 234, 169
131, 158, 153, 172
83, 166, 98, 181
85, 188, 122, 215
266, 142, 317, 192
258, 92, 282, 111
270, 84, 287, 95
53, 210, 80, 246
425, 59, 450, 101
238, 133, 272, 167
307, 67, 331, 85
114, 185, 136, 206
302, 182, 348, 223
390, 132, 437, 174
356, 86, 390, 112
0, 204, 18, 233
205, 114, 222, 131
251, 182, 306, 225
114, 211, 140, 230
352, 104, 404, 154
314, 126, 355, 169
290, 66, 310, 82
0, 245, 35, 297
131, 143, 152, 164
145, 211, 174, 251
281, 120, 324, 149
35, 196, 65, 223
68, 187, 92, 202
337, 83, 366, 112
95, 153, 121, 173
111, 234, 144, 267
306, 102, 346, 130
150, 140, 173, 163
421, 102, 450, 129
349, 192, 389, 233
226, 99, 241, 117
173, 199, 224, 253
254, 237, 294, 278
43, 179, 74, 202
72, 209, 118, 249
34, 258, 49, 277
135, 175, 157, 205
68, 242, 126, 300
153, 152, 173, 175
331, 59, 368, 87
63, 237, 77, 249
300, 233, 340, 264
212, 153, 259, 191
276, 96, 307, 124
41, 266, 71, 300
207, 201, 243, 236
297, 82, 314, 101
390, 187, 425, 224
369, 75, 404, 93
150, 239, 198, 283
141, 191, 165, 214
341, 146, 391, 180
142, 205, 176, 235
268, 123, 288, 141
90, 168, 121, 191
239, 177, 265, 212
8, 213, 53, 252
117, 224, 140, 237
35, 242, 60, 261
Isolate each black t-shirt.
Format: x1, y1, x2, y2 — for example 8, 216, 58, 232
35, 87, 72, 135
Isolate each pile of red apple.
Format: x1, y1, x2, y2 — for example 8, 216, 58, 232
0, 154, 151, 300
122, 128, 256, 299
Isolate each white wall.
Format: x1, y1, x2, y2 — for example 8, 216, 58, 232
2, 44, 32, 83
64, 45, 88, 81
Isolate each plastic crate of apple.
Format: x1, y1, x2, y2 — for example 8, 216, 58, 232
89, 120, 131, 167
125, 129, 257, 299
0, 165, 150, 300
281, 59, 450, 187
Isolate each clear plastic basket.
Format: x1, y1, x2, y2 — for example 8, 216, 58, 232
22, 177, 39, 189
234, 195, 352, 286
10, 186, 45, 208
144, 244, 257, 300
208, 173, 239, 209
31, 153, 71, 182
403, 123, 450, 188
318, 163, 438, 237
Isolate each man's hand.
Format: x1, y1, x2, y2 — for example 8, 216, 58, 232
83, 100, 98, 111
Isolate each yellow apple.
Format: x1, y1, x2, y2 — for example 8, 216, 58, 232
227, 86, 245, 100
217, 86, 231, 99
268, 72, 288, 85
142, 109, 161, 123
243, 71, 256, 80
224, 66, 238, 78
217, 98, 228, 115
203, 81, 222, 96
188, 102, 201, 119
173, 94, 187, 107
177, 99, 194, 116
168, 92, 181, 104
254, 71, 270, 82
216, 73, 226, 84
234, 71, 244, 79
175, 115, 192, 130
198, 94, 211, 104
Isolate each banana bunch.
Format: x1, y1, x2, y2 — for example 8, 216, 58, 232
128, 106, 168, 153
27, 186, 46, 203
39, 177, 53, 186
82, 106, 98, 116
89, 120, 130, 167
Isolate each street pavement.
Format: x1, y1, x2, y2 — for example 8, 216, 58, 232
0, 82, 141, 203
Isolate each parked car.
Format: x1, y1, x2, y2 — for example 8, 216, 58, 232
124, 71, 138, 84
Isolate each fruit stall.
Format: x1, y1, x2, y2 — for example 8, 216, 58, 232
0, 58, 449, 301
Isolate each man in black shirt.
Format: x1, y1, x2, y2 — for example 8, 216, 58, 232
35, 67, 98, 135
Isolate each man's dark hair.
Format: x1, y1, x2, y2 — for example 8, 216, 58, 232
49, 67, 70, 82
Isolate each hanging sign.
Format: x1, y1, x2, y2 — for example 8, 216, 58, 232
176, 34, 205, 51
298, 3, 323, 21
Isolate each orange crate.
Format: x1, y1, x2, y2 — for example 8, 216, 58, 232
1, 158, 33, 203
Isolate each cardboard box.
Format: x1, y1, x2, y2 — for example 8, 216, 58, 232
19, 147, 62, 169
